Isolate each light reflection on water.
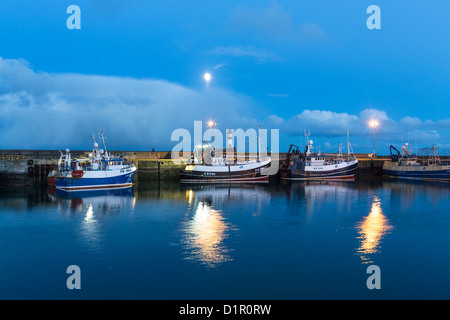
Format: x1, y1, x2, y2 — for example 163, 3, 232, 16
356, 196, 393, 264
180, 200, 233, 268
179, 185, 271, 268
2, 178, 450, 299
49, 188, 136, 252
81, 203, 101, 251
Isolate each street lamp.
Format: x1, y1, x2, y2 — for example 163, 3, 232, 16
204, 72, 212, 83
207, 120, 216, 145
368, 119, 380, 158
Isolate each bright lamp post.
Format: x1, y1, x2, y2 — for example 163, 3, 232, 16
204, 73, 211, 83
208, 120, 216, 145
369, 119, 380, 158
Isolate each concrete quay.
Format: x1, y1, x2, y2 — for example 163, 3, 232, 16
0, 150, 387, 186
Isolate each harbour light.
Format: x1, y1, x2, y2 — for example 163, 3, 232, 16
368, 119, 380, 157
369, 119, 380, 129
203, 72, 212, 83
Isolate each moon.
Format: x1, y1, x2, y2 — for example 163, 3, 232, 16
203, 72, 212, 82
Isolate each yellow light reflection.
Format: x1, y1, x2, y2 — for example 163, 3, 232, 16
182, 201, 233, 268
132, 196, 136, 211
186, 190, 194, 205
356, 196, 393, 264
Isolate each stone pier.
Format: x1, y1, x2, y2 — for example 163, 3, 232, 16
0, 150, 387, 186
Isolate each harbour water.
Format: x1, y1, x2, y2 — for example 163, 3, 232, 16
1, 178, 450, 299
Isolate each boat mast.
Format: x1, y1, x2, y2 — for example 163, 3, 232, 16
99, 130, 108, 159
258, 125, 261, 162
304, 130, 312, 155
64, 148, 71, 169
428, 145, 441, 165
347, 130, 350, 156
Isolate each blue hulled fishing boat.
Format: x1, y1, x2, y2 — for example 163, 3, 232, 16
53, 132, 136, 191
383, 144, 450, 181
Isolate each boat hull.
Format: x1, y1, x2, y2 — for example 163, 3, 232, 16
281, 162, 358, 181
180, 160, 271, 183
55, 168, 136, 191
382, 162, 450, 181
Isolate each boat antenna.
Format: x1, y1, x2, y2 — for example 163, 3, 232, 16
99, 129, 108, 158
304, 129, 310, 139
304, 130, 312, 155
347, 130, 351, 156
258, 125, 261, 162
415, 136, 417, 154
428, 145, 441, 165
346, 130, 355, 159
408, 126, 410, 146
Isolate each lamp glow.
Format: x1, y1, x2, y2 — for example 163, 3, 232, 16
369, 119, 380, 129
368, 119, 380, 157
204, 72, 212, 82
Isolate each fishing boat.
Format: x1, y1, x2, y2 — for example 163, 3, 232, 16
382, 144, 450, 181
180, 128, 271, 183
280, 131, 358, 180
53, 132, 136, 191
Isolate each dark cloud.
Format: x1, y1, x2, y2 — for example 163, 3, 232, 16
1, 57, 449, 153
0, 57, 258, 150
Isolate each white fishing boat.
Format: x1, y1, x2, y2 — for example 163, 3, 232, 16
180, 127, 271, 183
280, 131, 358, 180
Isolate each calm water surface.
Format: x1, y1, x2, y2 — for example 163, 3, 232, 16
1, 178, 450, 299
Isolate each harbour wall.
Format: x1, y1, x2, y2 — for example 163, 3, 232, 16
0, 150, 387, 186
